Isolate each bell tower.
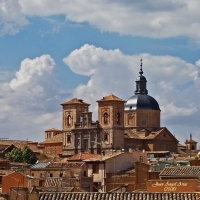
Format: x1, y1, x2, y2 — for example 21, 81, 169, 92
97, 94, 126, 150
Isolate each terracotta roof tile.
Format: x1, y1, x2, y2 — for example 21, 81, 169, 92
67, 153, 101, 161
83, 152, 124, 162
160, 166, 200, 177
61, 98, 90, 106
0, 140, 40, 153
47, 162, 83, 168
45, 177, 62, 187
39, 192, 200, 200
97, 94, 126, 102
45, 128, 62, 132
40, 134, 63, 144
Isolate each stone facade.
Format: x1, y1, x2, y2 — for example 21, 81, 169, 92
41, 65, 179, 155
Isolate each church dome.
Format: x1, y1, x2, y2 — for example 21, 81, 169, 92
124, 94, 160, 110
124, 59, 160, 111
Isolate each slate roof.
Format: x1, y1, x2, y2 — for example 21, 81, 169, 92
160, 166, 200, 177
30, 162, 51, 169
39, 192, 200, 200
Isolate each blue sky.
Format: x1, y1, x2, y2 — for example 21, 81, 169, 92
1, 1, 200, 145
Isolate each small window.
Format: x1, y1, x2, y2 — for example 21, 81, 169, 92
141, 118, 146, 125
93, 163, 99, 174
104, 113, 108, 124
116, 112, 120, 125
83, 171, 87, 177
67, 135, 71, 143
67, 115, 72, 126
104, 133, 108, 141
50, 173, 53, 177
60, 173, 63, 177
31, 173, 34, 177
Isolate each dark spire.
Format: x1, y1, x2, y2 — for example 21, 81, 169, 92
134, 59, 148, 95
139, 58, 143, 76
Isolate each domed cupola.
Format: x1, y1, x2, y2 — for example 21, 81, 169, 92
124, 59, 160, 111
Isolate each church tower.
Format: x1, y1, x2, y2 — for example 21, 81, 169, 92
124, 60, 161, 132
97, 94, 126, 150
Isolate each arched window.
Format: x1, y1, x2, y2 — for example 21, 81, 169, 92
67, 115, 72, 126
116, 112, 120, 125
104, 113, 108, 124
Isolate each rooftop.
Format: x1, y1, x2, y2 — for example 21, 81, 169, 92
39, 192, 200, 200
160, 166, 200, 177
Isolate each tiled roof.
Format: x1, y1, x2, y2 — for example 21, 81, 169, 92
67, 153, 101, 161
185, 139, 197, 143
124, 129, 141, 139
45, 177, 62, 187
61, 98, 90, 106
45, 128, 62, 132
142, 128, 164, 139
96, 94, 126, 102
47, 162, 83, 168
83, 152, 124, 162
40, 134, 63, 144
160, 166, 200, 177
30, 162, 51, 169
0, 170, 14, 175
39, 192, 200, 200
0, 140, 40, 153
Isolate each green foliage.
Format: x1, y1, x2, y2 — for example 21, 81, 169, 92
7, 146, 37, 164
22, 146, 37, 164
7, 148, 23, 162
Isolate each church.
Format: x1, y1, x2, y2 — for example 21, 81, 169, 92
40, 61, 179, 157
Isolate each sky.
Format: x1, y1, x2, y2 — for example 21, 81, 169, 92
1, 0, 200, 145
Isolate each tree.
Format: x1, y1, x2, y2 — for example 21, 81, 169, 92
22, 146, 37, 164
7, 148, 23, 162
7, 146, 37, 164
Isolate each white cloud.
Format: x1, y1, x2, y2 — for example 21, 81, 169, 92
1, 1, 200, 41
63, 44, 200, 143
0, 0, 28, 35
0, 55, 70, 141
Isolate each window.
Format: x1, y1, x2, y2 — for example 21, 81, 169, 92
50, 173, 53, 177
67, 135, 71, 143
116, 112, 120, 125
67, 115, 72, 126
104, 133, 108, 141
104, 113, 108, 124
83, 139, 88, 151
141, 118, 146, 125
83, 171, 87, 177
60, 173, 63, 177
93, 163, 99, 174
